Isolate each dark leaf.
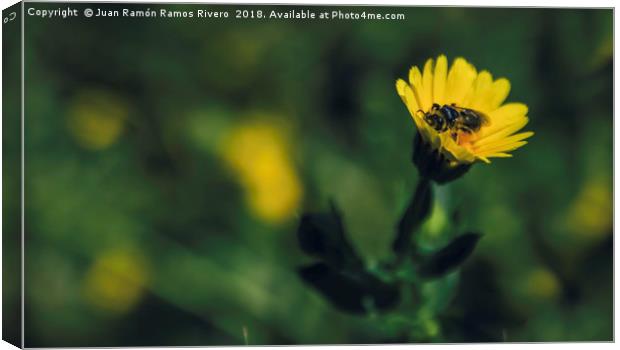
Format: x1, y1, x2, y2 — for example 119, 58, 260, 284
419, 233, 482, 279
298, 262, 401, 314
392, 178, 433, 255
297, 201, 362, 269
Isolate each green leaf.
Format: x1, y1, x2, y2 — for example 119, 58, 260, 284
392, 178, 433, 256
297, 201, 362, 269
298, 262, 401, 314
419, 233, 482, 279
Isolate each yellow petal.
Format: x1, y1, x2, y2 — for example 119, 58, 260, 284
443, 136, 476, 163
476, 140, 529, 156
489, 102, 528, 121
485, 152, 513, 158
475, 117, 530, 147
409, 66, 429, 111
464, 70, 493, 110
481, 103, 529, 137
477, 131, 534, 150
476, 132, 533, 154
477, 156, 491, 163
396, 79, 408, 101
400, 72, 441, 148
403, 84, 424, 129
433, 55, 448, 105
421, 58, 434, 108
423, 126, 442, 149
487, 78, 511, 111
445, 57, 477, 106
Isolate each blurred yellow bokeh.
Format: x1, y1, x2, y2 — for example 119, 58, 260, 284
525, 268, 560, 300
590, 36, 613, 70
67, 89, 129, 150
566, 178, 612, 239
220, 120, 302, 224
421, 201, 448, 238
82, 249, 149, 315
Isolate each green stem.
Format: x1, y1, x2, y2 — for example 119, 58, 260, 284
392, 177, 433, 260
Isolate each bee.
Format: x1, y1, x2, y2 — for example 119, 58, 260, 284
419, 103, 490, 135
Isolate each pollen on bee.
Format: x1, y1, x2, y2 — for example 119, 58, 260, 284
455, 131, 478, 145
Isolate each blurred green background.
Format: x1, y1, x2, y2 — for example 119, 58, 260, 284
7, 3, 613, 346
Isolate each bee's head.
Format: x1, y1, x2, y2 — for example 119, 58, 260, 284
424, 111, 445, 131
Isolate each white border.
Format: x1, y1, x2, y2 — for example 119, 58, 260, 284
0, 1, 616, 350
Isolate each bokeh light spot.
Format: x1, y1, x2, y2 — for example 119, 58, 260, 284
525, 268, 560, 300
82, 249, 149, 315
67, 89, 129, 150
220, 120, 302, 224
566, 178, 612, 239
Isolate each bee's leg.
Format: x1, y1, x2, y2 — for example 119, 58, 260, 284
451, 131, 459, 142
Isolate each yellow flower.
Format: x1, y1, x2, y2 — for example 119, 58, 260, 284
396, 55, 533, 164
221, 120, 303, 224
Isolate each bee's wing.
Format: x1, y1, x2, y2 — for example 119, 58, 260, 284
477, 110, 491, 126
452, 105, 491, 125
457, 106, 491, 126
